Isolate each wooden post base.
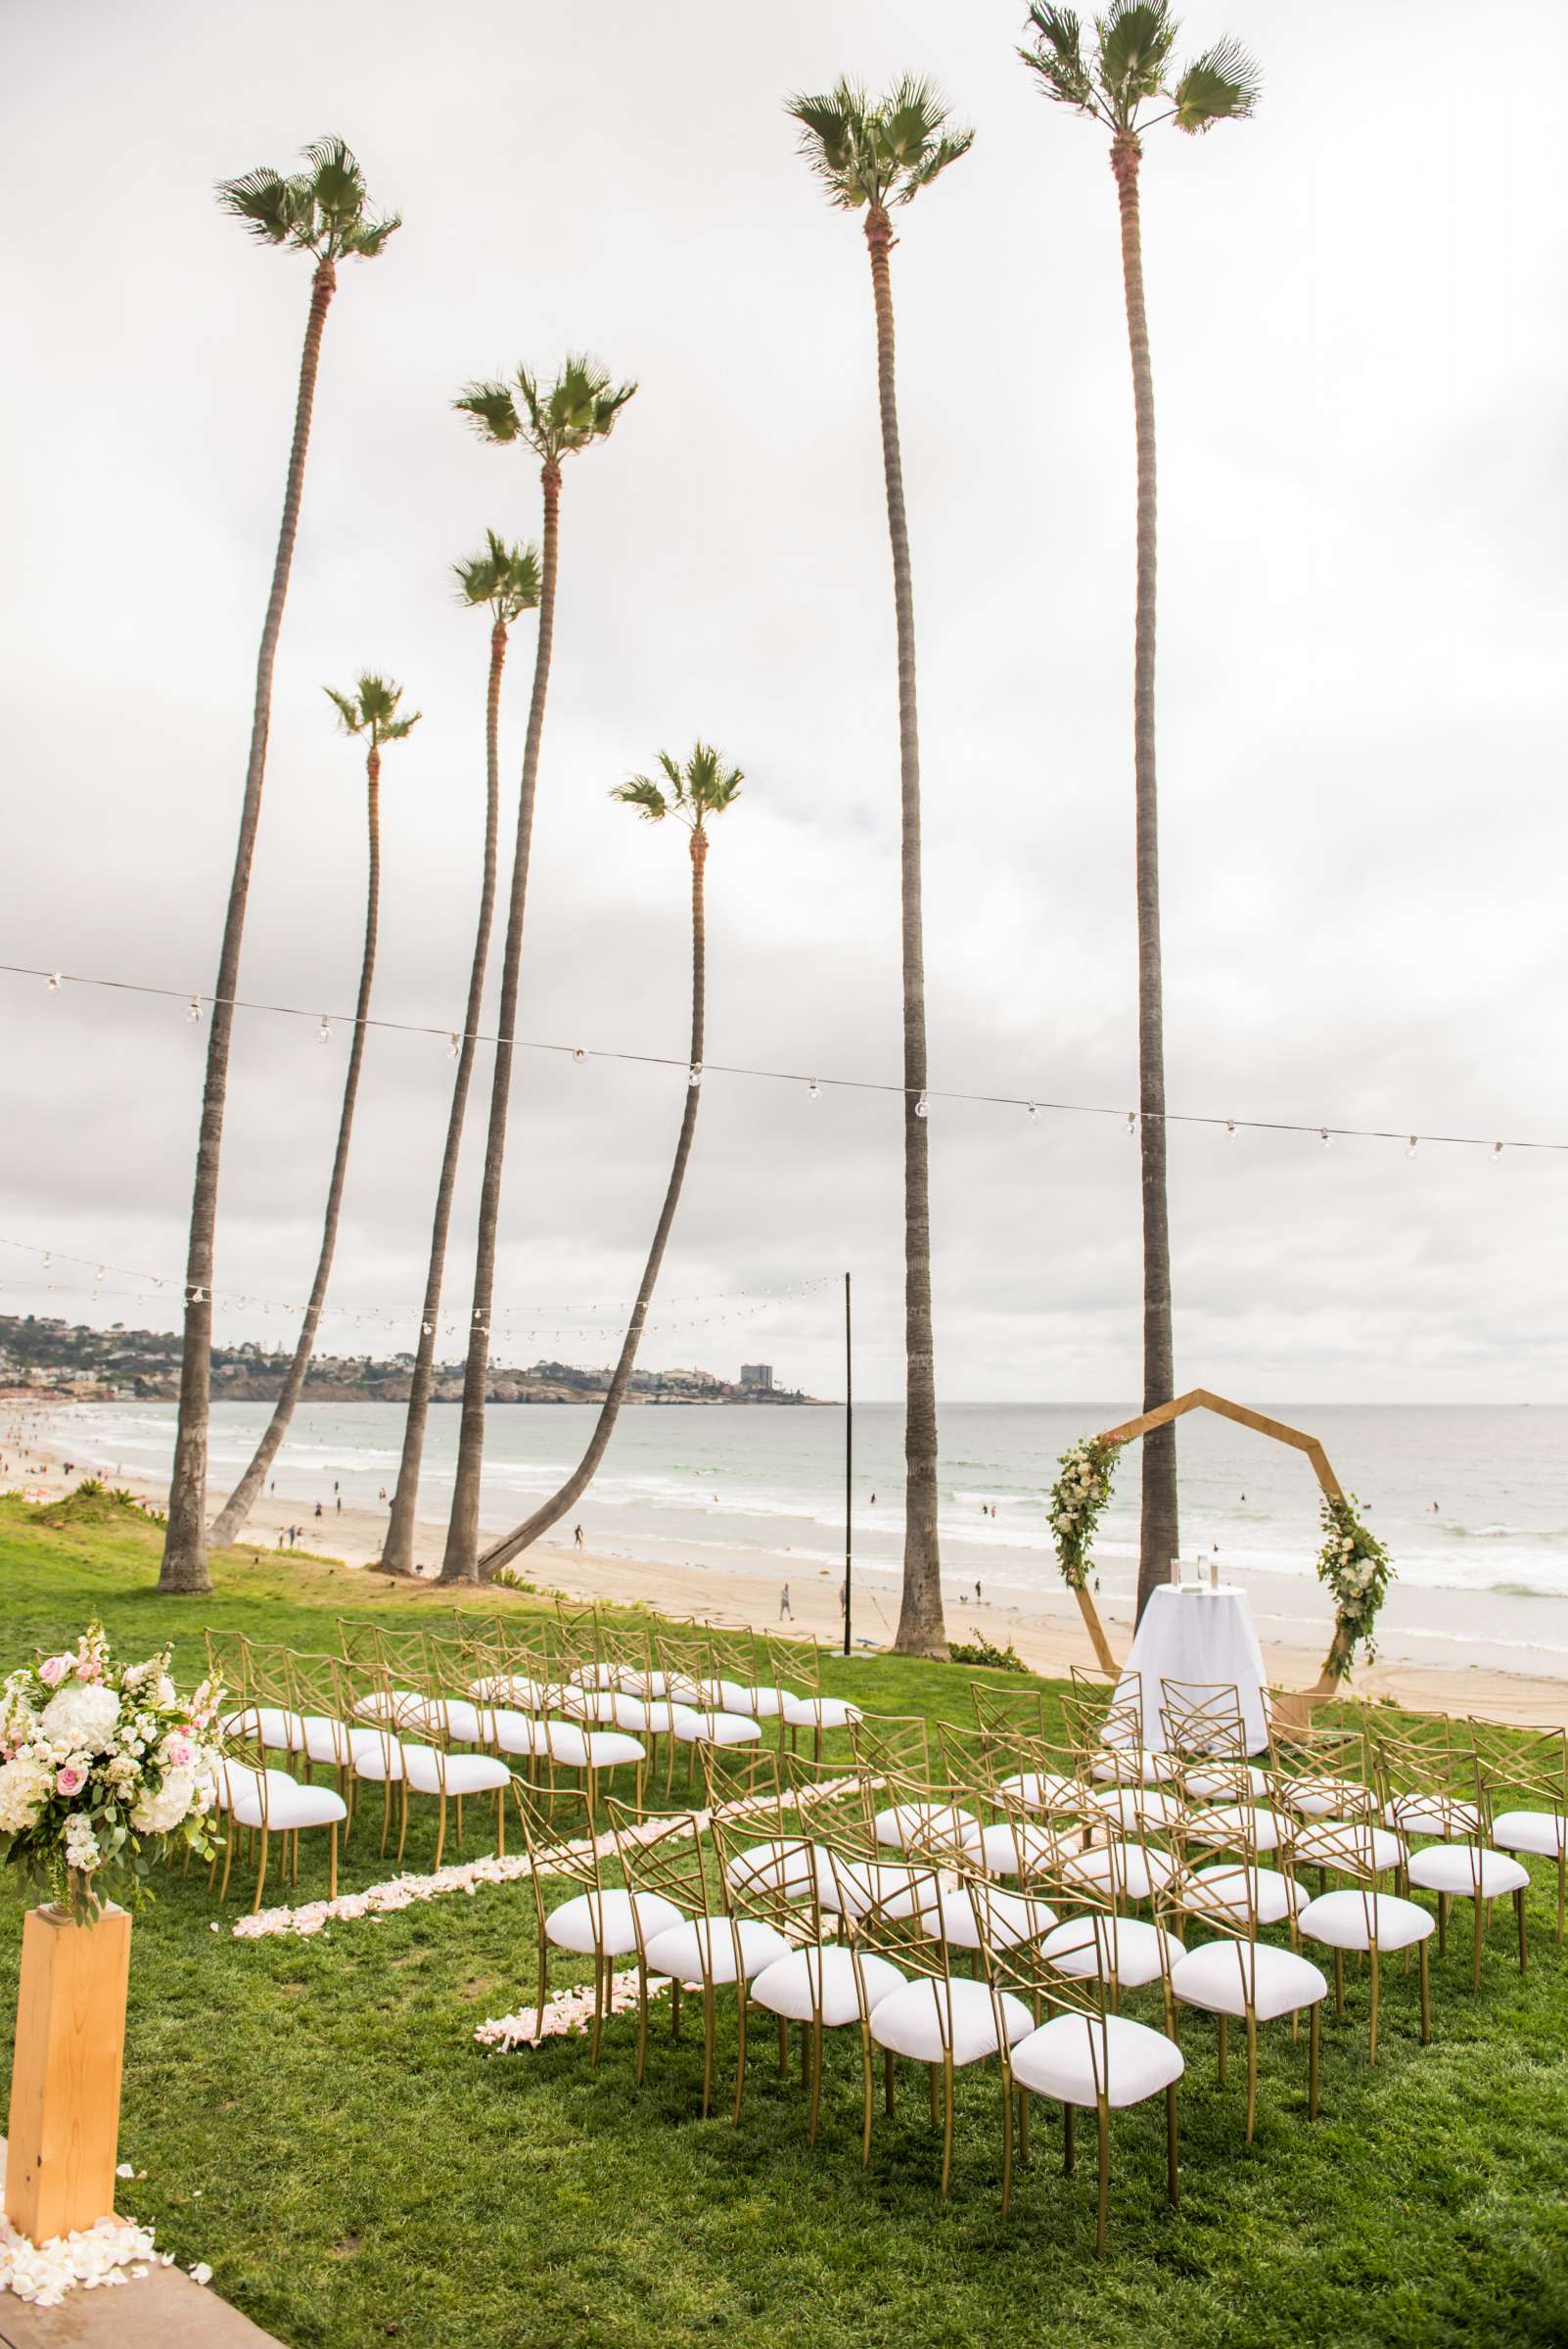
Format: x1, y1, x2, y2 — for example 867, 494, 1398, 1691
1073, 1585, 1120, 1679
5, 1902, 131, 2242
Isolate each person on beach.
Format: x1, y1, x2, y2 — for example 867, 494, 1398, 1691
975, 1580, 983, 1602
779, 1583, 792, 1621
574, 1524, 583, 1549
314, 1501, 323, 1520
336, 1495, 343, 1512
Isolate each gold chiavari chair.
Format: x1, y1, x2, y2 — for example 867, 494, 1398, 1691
996, 1790, 1178, 2014
329, 1655, 411, 1859
969, 1680, 1053, 1747
514, 1781, 667, 2069
699, 1625, 788, 1737
1372, 1724, 1529, 1989
648, 1632, 762, 1795
1267, 1720, 1374, 1826
1290, 1800, 1436, 2061
975, 1871, 1183, 2252
846, 1852, 1034, 2196
1161, 1824, 1330, 2142
1063, 1681, 1176, 1793
1369, 1715, 1483, 1843
1159, 1680, 1269, 1802
608, 1801, 791, 2119
212, 1721, 347, 1913
972, 1728, 1090, 1826
762, 1633, 863, 1760
709, 1807, 852, 2138
1470, 1718, 1568, 1941
231, 1634, 307, 1762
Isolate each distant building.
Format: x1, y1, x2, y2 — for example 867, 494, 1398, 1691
739, 1363, 773, 1392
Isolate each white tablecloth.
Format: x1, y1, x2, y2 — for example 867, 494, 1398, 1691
1109, 1586, 1270, 1755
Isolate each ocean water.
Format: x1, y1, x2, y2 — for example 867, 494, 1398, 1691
37, 1398, 1568, 1681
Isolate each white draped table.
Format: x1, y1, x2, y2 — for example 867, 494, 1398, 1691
1108, 1585, 1270, 1755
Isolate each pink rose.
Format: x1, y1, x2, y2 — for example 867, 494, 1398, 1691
56, 1765, 86, 1797
38, 1655, 70, 1687
164, 1737, 194, 1769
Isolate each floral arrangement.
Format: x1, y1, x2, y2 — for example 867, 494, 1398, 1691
1314, 1494, 1393, 1670
0, 1623, 224, 1922
1047, 1434, 1122, 1590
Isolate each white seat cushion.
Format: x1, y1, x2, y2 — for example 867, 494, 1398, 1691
299, 1716, 389, 1772
546, 1889, 683, 1957
997, 1771, 1083, 1815
1383, 1793, 1481, 1838
1492, 1807, 1568, 1859
1185, 1763, 1268, 1801
705, 1679, 788, 1720
780, 1694, 861, 1729
1281, 1774, 1366, 1819
488, 1710, 552, 1759
1299, 1820, 1407, 1874
1090, 1748, 1176, 1787
352, 1689, 424, 1727
1187, 1863, 1304, 1929
873, 1802, 979, 1854
1299, 1888, 1436, 1952
975, 1819, 1062, 1876
1405, 1843, 1530, 1898
210, 1761, 305, 1813
346, 1733, 407, 1782
868, 1976, 1034, 2067
1171, 1938, 1328, 2022
546, 1725, 646, 1770
1084, 1785, 1181, 1833
220, 1705, 303, 1750
669, 1711, 761, 1749
1041, 1913, 1182, 1988
226, 1772, 347, 1832
749, 1945, 904, 2025
1187, 1804, 1282, 1854
1061, 1840, 1176, 1903
932, 1884, 1057, 1952
1010, 2011, 1184, 2108
400, 1745, 512, 1797
642, 1915, 792, 1986
820, 1857, 927, 1920
724, 1840, 834, 1905
554, 1687, 623, 1726
471, 1674, 552, 1709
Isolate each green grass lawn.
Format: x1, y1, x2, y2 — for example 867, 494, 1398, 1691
2, 1491, 1566, 2349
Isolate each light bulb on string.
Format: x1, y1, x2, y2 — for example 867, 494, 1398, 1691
1492, 1140, 1503, 1161
1025, 1101, 1038, 1124
573, 1047, 586, 1065
1126, 1111, 1136, 1135
447, 1034, 460, 1060
1319, 1128, 1332, 1150
1406, 1136, 1418, 1161
914, 1093, 930, 1119
1224, 1119, 1235, 1137
187, 996, 203, 1024
46, 973, 61, 993
42, 1253, 51, 1269
688, 1063, 703, 1088
318, 1016, 331, 1043
807, 1079, 820, 1101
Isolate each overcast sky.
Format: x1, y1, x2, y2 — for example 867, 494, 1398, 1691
3, 0, 1566, 1405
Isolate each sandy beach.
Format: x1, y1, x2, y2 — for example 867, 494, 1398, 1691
6, 1403, 1567, 1729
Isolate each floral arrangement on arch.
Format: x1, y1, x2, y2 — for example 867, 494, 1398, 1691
1314, 1494, 1393, 1670
0, 1623, 225, 1921
1047, 1434, 1122, 1590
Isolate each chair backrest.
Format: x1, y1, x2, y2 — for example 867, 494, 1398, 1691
969, 1680, 1051, 1745
870, 1763, 983, 1873
709, 1807, 819, 1948
204, 1628, 250, 1695
781, 1751, 875, 1852
651, 1626, 708, 1705
1062, 1682, 1142, 1762
973, 1869, 1110, 2031
1159, 1678, 1248, 1759
764, 1630, 823, 1698
850, 1712, 932, 1784
606, 1801, 715, 1931
1370, 1719, 1470, 1804
1469, 1718, 1568, 1819
934, 1720, 986, 1793
702, 1624, 759, 1696
1157, 1842, 1270, 2004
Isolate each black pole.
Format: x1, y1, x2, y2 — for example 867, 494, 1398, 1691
843, 1269, 853, 1655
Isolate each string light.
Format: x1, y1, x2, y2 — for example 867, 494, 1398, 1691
914, 1093, 930, 1119
1025, 1101, 1038, 1124
186, 995, 203, 1024
317, 1016, 331, 1044
808, 1079, 820, 1101
1127, 1111, 1136, 1135
447, 1033, 460, 1059
1492, 1140, 1503, 1162
688, 1063, 703, 1088
4, 961, 1558, 1163
1319, 1128, 1332, 1150
573, 1047, 586, 1064
1406, 1135, 1418, 1160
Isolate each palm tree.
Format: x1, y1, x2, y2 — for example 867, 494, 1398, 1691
787, 77, 972, 1659
439, 359, 636, 1584
379, 537, 541, 1578
477, 744, 742, 1577
1021, 7, 1258, 1626
160, 138, 399, 1595
208, 677, 419, 1548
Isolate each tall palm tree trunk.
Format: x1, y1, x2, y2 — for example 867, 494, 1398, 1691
380, 622, 507, 1576
441, 464, 561, 1583
161, 258, 337, 1593
208, 749, 382, 1547
477, 830, 707, 1577
1112, 131, 1179, 1624
865, 205, 945, 1661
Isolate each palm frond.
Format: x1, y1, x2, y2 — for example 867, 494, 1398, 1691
304, 135, 367, 232
612, 775, 669, 822
901, 126, 976, 200
1097, 1, 1177, 117
1172, 37, 1261, 131
1019, 7, 1099, 114
324, 684, 363, 733
344, 211, 400, 260
215, 164, 308, 246
380, 711, 422, 742
454, 381, 523, 444
788, 81, 878, 208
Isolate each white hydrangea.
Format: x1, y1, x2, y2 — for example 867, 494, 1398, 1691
0, 1754, 53, 1834
63, 1815, 101, 1871
131, 1769, 196, 1836
39, 1681, 121, 1757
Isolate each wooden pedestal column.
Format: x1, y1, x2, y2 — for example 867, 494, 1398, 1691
5, 1902, 131, 2242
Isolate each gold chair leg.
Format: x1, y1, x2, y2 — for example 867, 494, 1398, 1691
433, 1792, 448, 1874
379, 1776, 392, 1860
1516, 1885, 1528, 1973
1418, 1940, 1432, 2043
395, 1783, 410, 1868
670, 1981, 681, 2042
454, 1791, 464, 1847
940, 2055, 955, 2197
590, 1955, 606, 2069
1368, 1948, 1380, 2065
328, 1821, 339, 1901
734, 1990, 750, 2130
495, 1785, 505, 1858
1095, 2103, 1110, 2258
701, 1984, 716, 2119
860, 2026, 875, 2167
1064, 2102, 1076, 2176
1308, 2001, 1320, 2118
534, 1938, 549, 2051
1166, 2082, 1179, 2205
252, 1829, 269, 1915
1000, 2072, 1014, 2218
1244, 2013, 1259, 2144
635, 1963, 650, 2085
1217, 2012, 1227, 2088
1471, 1896, 1485, 1994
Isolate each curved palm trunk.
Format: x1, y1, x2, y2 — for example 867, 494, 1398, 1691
1112, 132, 1178, 1624
440, 463, 561, 1583
160, 258, 338, 1593
379, 621, 508, 1576
477, 830, 707, 1577
864, 205, 945, 1660
208, 750, 383, 1547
